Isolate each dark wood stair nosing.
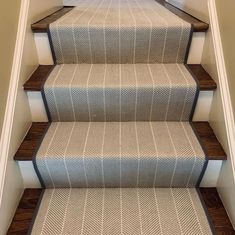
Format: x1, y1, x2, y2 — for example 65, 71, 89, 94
24, 65, 55, 91
7, 188, 235, 235
186, 64, 217, 91
31, 2, 208, 33
31, 7, 74, 33
156, 0, 209, 32
7, 189, 43, 235
192, 122, 227, 161
14, 122, 51, 161
14, 121, 226, 161
199, 188, 235, 234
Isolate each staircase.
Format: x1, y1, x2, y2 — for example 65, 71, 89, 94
9, 0, 231, 234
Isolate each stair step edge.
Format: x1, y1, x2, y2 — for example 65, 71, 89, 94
14, 121, 226, 161
7, 188, 234, 235
24, 64, 217, 92
31, 2, 208, 33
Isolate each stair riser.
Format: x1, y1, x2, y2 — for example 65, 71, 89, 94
18, 160, 222, 188
34, 32, 205, 65
27, 90, 213, 122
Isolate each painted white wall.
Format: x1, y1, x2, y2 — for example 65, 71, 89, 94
18, 162, 41, 188
34, 33, 54, 65
0, 0, 63, 234
187, 33, 205, 64
27, 92, 49, 122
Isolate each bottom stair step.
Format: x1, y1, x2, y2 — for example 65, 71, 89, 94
30, 188, 212, 235
8, 188, 235, 235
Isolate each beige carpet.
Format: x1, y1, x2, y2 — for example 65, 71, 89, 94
31, 188, 212, 235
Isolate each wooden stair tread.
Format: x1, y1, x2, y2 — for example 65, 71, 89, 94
7, 189, 43, 235
156, 0, 209, 32
14, 123, 50, 161
24, 65, 55, 91
199, 188, 235, 234
31, 2, 208, 33
186, 65, 217, 91
24, 65, 217, 92
14, 122, 226, 161
7, 188, 234, 234
192, 122, 227, 160
31, 7, 74, 33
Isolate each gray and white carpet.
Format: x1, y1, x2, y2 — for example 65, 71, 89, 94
30, 0, 213, 234
35, 122, 206, 188
49, 0, 191, 64
44, 64, 198, 122
31, 188, 212, 235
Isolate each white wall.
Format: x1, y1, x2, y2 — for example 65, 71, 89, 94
0, 0, 62, 234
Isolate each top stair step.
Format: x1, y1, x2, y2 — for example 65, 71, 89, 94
32, 0, 208, 64
32, 2, 208, 33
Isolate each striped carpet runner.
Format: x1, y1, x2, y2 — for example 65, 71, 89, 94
31, 188, 212, 235
35, 122, 206, 188
49, 0, 192, 64
44, 64, 198, 122
30, 0, 213, 234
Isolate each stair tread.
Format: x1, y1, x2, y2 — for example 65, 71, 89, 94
14, 122, 50, 161
7, 188, 235, 235
24, 65, 55, 91
34, 122, 206, 187
191, 122, 227, 160
37, 122, 203, 158
156, 0, 209, 32
31, 1, 208, 33
31, 7, 74, 33
45, 64, 195, 88
49, 0, 192, 64
24, 64, 217, 92
187, 65, 217, 91
14, 122, 226, 162
29, 188, 213, 234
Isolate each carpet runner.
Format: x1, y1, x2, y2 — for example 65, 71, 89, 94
44, 64, 198, 122
30, 188, 212, 235
49, 0, 192, 64
29, 0, 214, 234
35, 122, 206, 188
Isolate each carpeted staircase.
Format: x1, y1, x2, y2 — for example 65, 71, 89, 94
28, 0, 214, 234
